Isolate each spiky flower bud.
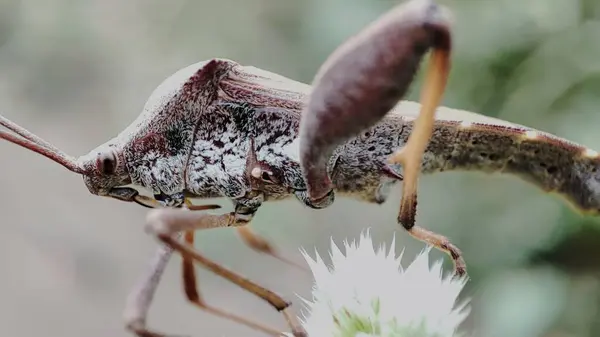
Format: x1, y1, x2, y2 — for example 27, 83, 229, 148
291, 231, 470, 337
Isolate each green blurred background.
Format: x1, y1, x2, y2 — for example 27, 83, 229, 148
0, 0, 600, 336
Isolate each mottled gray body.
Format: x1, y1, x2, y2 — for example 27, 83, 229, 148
73, 58, 600, 215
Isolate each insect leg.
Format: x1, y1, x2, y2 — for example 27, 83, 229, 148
235, 226, 309, 272
385, 29, 467, 276
123, 203, 222, 337
144, 207, 306, 337
181, 230, 288, 336
123, 237, 178, 337
404, 224, 466, 277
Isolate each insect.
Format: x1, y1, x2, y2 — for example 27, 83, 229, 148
2, 0, 600, 336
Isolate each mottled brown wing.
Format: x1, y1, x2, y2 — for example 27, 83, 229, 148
389, 100, 530, 129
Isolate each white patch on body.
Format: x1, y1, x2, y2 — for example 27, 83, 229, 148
584, 148, 599, 158
281, 137, 301, 162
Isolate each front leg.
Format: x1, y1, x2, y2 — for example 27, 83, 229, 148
144, 200, 306, 337
124, 237, 177, 337
123, 203, 221, 337
128, 188, 305, 336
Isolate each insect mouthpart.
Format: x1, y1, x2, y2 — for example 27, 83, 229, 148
107, 186, 139, 201
107, 187, 161, 208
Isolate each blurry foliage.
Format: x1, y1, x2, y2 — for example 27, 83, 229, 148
1, 0, 600, 336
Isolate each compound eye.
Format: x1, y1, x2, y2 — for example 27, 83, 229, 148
96, 151, 118, 175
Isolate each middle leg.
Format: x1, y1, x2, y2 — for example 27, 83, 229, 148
235, 224, 309, 273
181, 229, 285, 336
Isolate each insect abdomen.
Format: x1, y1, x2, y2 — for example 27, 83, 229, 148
413, 118, 600, 214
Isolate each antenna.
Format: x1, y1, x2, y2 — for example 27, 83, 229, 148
0, 114, 84, 174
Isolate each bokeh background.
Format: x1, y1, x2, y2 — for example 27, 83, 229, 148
0, 0, 600, 336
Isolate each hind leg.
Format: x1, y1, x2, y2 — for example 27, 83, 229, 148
387, 36, 466, 277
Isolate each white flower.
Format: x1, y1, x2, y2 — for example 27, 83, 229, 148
294, 230, 471, 337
